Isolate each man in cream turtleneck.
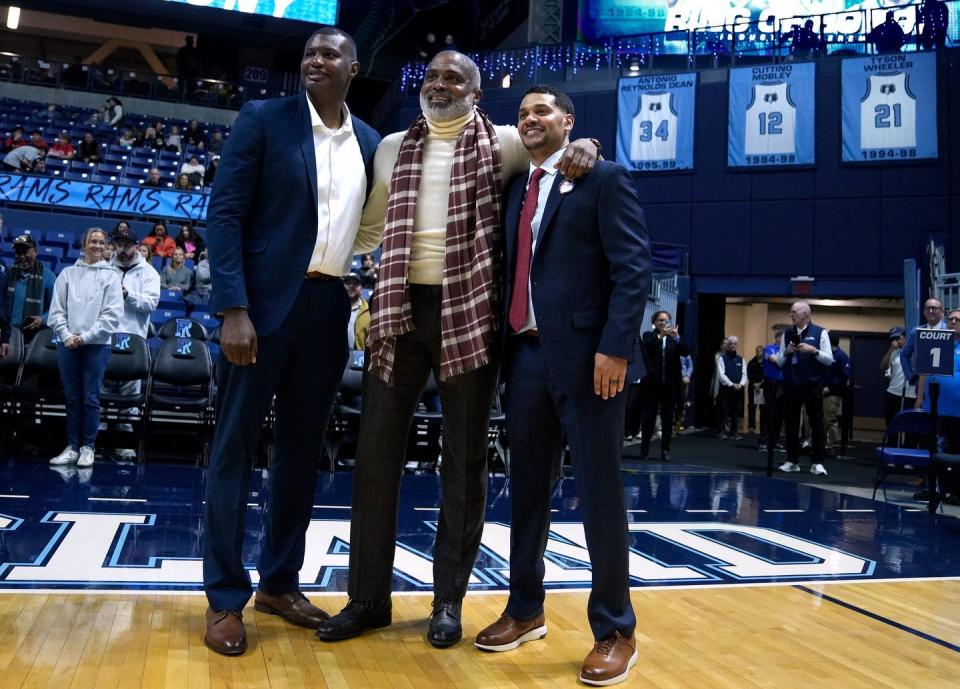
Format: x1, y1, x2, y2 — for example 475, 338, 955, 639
317, 51, 599, 648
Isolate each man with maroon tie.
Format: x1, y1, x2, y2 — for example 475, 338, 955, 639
473, 85, 651, 686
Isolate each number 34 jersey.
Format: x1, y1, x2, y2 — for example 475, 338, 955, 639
860, 72, 917, 150
744, 82, 797, 156
630, 92, 678, 162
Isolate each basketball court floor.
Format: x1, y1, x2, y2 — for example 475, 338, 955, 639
0, 459, 958, 688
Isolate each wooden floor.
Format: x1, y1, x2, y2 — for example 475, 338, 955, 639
1, 582, 958, 689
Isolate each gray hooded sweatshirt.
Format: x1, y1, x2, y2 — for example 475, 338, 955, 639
48, 259, 124, 345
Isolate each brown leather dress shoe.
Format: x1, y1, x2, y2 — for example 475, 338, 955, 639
579, 631, 638, 686
254, 590, 329, 629
204, 608, 247, 656
474, 612, 547, 652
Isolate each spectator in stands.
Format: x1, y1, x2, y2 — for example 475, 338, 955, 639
747, 345, 764, 433
775, 301, 834, 476
160, 248, 193, 292
3, 145, 43, 172
107, 224, 160, 460
143, 222, 176, 258
919, 0, 950, 50
180, 156, 206, 186
165, 125, 183, 154
138, 244, 153, 261
204, 155, 219, 187
33, 104, 57, 122
77, 132, 100, 163
4, 126, 26, 152
677, 352, 693, 431
207, 129, 225, 155
3, 235, 55, 345
176, 173, 193, 191
28, 131, 48, 154
141, 127, 162, 152
901, 297, 946, 386
341, 272, 369, 351
867, 11, 906, 54
118, 128, 139, 148
186, 120, 207, 146
779, 19, 821, 58
103, 237, 115, 262
717, 335, 747, 439
359, 253, 378, 288
105, 97, 124, 127
47, 227, 124, 469
637, 311, 688, 461
176, 223, 206, 260
177, 36, 201, 98
883, 326, 916, 425
47, 133, 75, 161
823, 333, 852, 455
144, 168, 164, 187
185, 249, 211, 308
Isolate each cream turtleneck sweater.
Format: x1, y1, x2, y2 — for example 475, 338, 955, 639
357, 109, 530, 285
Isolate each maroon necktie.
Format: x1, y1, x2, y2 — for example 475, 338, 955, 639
508, 167, 546, 333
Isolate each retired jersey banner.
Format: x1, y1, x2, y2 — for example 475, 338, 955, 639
617, 72, 696, 172
841, 52, 938, 163
727, 62, 815, 168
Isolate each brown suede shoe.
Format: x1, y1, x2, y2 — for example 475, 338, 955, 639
474, 612, 547, 652
204, 608, 247, 656
254, 590, 329, 629
579, 632, 638, 686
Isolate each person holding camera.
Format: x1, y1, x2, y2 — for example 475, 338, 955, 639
637, 310, 688, 461
775, 301, 834, 476
47, 228, 124, 468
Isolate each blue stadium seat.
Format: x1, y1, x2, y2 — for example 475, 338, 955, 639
69, 160, 95, 171
63, 171, 90, 181
37, 255, 57, 271
65, 248, 82, 262
150, 310, 186, 327
39, 245, 64, 260
90, 173, 119, 184
43, 230, 77, 250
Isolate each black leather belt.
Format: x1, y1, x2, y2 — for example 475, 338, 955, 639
514, 329, 539, 338
305, 271, 340, 281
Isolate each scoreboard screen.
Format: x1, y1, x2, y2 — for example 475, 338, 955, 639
164, 0, 339, 24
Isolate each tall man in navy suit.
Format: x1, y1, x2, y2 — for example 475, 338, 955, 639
474, 86, 650, 686
202, 27, 382, 656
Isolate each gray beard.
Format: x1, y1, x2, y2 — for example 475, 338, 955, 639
419, 93, 473, 122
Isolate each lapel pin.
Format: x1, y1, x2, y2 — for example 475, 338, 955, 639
559, 178, 575, 195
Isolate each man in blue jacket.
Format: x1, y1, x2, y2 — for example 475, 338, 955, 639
203, 26, 382, 656
900, 297, 947, 386
473, 85, 650, 686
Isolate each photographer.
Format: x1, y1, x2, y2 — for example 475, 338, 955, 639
637, 310, 688, 461
774, 302, 833, 476
47, 228, 124, 468
3, 235, 56, 345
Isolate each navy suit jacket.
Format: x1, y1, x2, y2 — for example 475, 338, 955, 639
502, 159, 651, 395
207, 95, 381, 337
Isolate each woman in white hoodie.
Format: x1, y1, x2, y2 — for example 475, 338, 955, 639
47, 228, 125, 468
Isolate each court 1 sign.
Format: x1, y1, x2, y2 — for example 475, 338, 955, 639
915, 328, 955, 377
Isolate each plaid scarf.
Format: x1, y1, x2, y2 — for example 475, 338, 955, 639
6, 261, 46, 322
368, 109, 503, 383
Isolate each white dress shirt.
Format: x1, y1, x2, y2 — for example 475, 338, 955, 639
518, 145, 566, 333
774, 324, 834, 368
306, 95, 367, 276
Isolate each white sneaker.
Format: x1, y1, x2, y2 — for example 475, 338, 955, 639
50, 446, 79, 466
77, 446, 95, 468
114, 448, 137, 460
778, 461, 801, 473
810, 463, 828, 476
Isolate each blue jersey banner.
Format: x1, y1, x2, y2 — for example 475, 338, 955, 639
165, 0, 338, 24
728, 62, 815, 168
0, 173, 207, 221
841, 52, 938, 163
617, 72, 696, 172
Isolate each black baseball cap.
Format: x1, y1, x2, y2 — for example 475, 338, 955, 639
12, 234, 37, 251
343, 271, 362, 284
112, 226, 139, 244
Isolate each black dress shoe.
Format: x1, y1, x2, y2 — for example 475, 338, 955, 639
315, 599, 391, 641
427, 599, 462, 648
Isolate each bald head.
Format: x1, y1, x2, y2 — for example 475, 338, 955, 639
789, 301, 811, 328
420, 50, 483, 122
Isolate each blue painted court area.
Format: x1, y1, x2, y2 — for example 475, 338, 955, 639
0, 460, 958, 592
